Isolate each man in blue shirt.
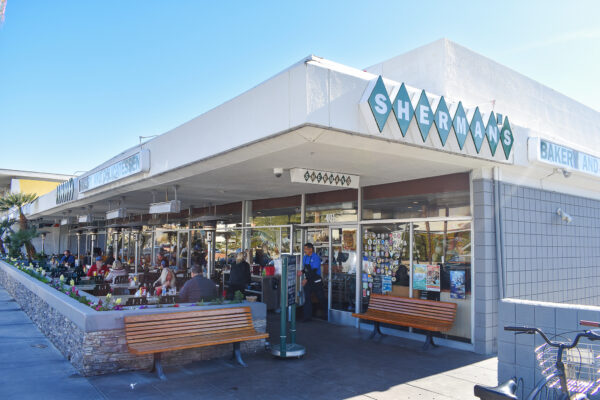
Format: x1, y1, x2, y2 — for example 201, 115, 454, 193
60, 250, 75, 267
302, 243, 325, 322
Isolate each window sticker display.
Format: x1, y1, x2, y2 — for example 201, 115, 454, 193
426, 264, 441, 292
412, 264, 427, 290
362, 229, 407, 278
450, 270, 466, 299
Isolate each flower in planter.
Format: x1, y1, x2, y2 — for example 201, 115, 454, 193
106, 293, 112, 300
59, 275, 65, 283
69, 279, 75, 287
173, 304, 179, 308
115, 298, 122, 305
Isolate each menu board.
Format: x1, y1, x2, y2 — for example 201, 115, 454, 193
372, 275, 382, 295
285, 256, 297, 306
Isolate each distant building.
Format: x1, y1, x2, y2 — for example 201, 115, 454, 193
0, 169, 74, 197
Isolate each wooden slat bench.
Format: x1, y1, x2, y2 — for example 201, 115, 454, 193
124, 306, 269, 379
352, 294, 457, 349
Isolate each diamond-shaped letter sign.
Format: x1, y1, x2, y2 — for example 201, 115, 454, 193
415, 90, 433, 142
434, 96, 451, 146
452, 102, 469, 150
470, 107, 485, 153
500, 116, 514, 159
368, 76, 392, 132
486, 112, 499, 156
392, 83, 414, 137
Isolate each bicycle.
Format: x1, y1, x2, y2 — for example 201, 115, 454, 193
474, 322, 600, 400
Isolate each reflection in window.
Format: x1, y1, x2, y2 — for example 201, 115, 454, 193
252, 196, 301, 226
412, 220, 472, 340
305, 189, 358, 224
362, 173, 471, 220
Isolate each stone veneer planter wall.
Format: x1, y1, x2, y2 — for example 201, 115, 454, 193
0, 260, 267, 376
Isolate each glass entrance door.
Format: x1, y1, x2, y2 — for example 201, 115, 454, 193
329, 226, 358, 322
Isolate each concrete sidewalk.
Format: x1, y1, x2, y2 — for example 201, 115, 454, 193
0, 286, 497, 399
0, 287, 103, 399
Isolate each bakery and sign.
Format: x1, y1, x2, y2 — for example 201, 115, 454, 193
79, 150, 150, 193
360, 76, 514, 160
529, 137, 600, 178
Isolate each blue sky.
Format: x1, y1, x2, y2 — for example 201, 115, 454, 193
1, 1, 599, 175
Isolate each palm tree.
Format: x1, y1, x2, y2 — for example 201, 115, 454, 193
0, 218, 14, 255
0, 193, 38, 258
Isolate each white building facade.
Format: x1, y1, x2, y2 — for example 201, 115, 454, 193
20, 39, 600, 355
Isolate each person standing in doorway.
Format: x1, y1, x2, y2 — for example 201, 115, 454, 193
302, 243, 325, 322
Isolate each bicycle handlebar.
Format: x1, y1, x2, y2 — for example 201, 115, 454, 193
504, 326, 600, 348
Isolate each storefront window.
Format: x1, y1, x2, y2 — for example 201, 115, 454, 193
250, 227, 283, 265
154, 230, 177, 267
120, 231, 132, 263
140, 229, 153, 267
189, 230, 207, 268
362, 173, 471, 220
215, 230, 242, 266
361, 220, 472, 342
412, 220, 472, 340
177, 231, 189, 270
96, 231, 107, 258
192, 202, 242, 231
252, 196, 301, 226
305, 189, 358, 224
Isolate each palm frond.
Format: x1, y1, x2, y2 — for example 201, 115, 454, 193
0, 192, 38, 211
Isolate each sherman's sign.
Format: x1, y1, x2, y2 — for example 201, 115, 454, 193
360, 76, 514, 161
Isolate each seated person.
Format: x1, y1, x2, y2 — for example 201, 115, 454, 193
87, 256, 109, 277
60, 250, 75, 267
153, 260, 176, 291
177, 265, 217, 303
104, 259, 128, 283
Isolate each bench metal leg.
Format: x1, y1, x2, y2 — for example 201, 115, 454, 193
423, 333, 439, 350
151, 352, 167, 380
369, 322, 387, 339
232, 342, 247, 367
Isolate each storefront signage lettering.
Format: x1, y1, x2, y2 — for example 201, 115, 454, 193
56, 178, 76, 204
290, 168, 360, 189
529, 138, 600, 178
363, 76, 514, 160
79, 150, 150, 193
